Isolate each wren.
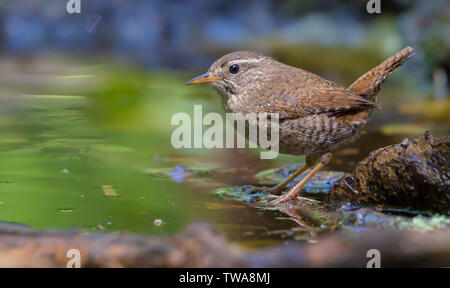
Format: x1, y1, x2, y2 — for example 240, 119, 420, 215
186, 47, 414, 204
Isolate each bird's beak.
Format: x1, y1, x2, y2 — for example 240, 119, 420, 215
185, 73, 219, 85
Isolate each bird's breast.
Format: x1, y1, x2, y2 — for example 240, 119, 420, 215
277, 114, 367, 156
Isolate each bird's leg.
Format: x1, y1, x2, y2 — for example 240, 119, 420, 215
268, 153, 332, 205
249, 163, 310, 195
268, 163, 310, 195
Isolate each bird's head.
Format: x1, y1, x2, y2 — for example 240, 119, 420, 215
185, 51, 274, 97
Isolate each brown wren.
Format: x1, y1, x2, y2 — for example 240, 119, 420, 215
186, 47, 414, 205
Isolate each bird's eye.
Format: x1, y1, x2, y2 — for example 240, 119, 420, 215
229, 64, 239, 74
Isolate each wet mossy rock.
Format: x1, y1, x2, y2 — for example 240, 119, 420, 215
328, 132, 450, 213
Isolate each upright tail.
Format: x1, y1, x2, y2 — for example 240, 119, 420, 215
348, 47, 414, 101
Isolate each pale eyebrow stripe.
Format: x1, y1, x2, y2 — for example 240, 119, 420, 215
229, 58, 263, 65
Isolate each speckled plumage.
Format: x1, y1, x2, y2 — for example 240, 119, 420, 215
205, 47, 414, 163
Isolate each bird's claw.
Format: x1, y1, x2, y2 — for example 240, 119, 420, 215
268, 193, 319, 206
267, 192, 295, 206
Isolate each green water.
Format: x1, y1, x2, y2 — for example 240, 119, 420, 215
0, 59, 296, 246
0, 56, 447, 247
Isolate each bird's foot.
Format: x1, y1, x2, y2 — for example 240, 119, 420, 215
267, 188, 299, 205
267, 187, 319, 205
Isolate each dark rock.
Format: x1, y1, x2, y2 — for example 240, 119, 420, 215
327, 132, 450, 213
